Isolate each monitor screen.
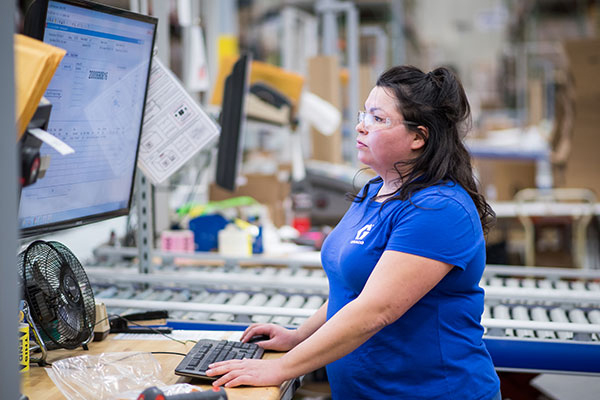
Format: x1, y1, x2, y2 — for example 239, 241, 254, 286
215, 54, 251, 191
19, 0, 157, 237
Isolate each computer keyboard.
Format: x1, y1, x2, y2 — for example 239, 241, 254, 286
174, 339, 264, 380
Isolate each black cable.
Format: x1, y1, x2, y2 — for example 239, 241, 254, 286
22, 0, 37, 19
150, 351, 187, 357
94, 313, 197, 345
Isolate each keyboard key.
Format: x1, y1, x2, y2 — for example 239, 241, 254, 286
175, 339, 265, 380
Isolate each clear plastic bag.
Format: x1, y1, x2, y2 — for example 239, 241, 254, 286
46, 352, 202, 400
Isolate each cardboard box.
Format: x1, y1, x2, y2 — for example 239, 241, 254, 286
562, 39, 600, 196
473, 159, 536, 201
307, 56, 343, 163
561, 101, 600, 196
209, 174, 290, 227
528, 78, 545, 125
563, 39, 600, 101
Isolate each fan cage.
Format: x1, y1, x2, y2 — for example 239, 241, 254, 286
18, 240, 96, 350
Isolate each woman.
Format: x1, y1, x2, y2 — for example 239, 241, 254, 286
207, 65, 501, 400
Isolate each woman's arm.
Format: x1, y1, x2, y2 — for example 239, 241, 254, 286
207, 250, 453, 387
294, 299, 328, 342
239, 300, 329, 351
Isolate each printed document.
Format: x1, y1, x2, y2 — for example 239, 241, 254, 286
138, 57, 219, 184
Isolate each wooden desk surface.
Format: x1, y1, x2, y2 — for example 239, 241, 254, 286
21, 332, 292, 400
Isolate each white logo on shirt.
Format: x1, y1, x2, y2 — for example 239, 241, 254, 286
351, 224, 373, 244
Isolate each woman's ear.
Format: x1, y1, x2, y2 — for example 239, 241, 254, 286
411, 126, 428, 150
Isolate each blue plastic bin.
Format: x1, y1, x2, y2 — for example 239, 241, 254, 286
188, 214, 229, 252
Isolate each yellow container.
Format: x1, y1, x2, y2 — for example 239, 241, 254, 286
18, 322, 29, 373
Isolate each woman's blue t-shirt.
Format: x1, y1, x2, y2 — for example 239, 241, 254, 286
320, 180, 500, 400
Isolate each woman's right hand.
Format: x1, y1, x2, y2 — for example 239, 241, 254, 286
240, 323, 301, 352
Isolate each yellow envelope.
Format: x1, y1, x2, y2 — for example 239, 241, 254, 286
14, 34, 66, 140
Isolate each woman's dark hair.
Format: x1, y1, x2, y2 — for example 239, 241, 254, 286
353, 65, 495, 234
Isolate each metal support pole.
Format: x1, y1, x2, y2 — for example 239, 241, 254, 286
282, 6, 318, 75
318, 0, 338, 56
136, 1, 170, 238
389, 0, 406, 66
517, 44, 528, 127
217, 0, 239, 36
1, 1, 19, 397
129, 0, 148, 15
151, 0, 170, 65
281, 6, 295, 72
135, 170, 154, 274
346, 4, 360, 128
360, 26, 388, 77
201, 0, 238, 103
201, 1, 219, 94
315, 0, 360, 163
127, 0, 171, 241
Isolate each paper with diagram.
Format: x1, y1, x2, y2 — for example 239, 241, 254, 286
137, 57, 219, 184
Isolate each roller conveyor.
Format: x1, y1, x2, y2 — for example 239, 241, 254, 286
88, 258, 600, 375
481, 265, 600, 374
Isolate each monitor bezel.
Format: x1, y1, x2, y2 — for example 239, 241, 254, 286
215, 53, 251, 192
19, 0, 158, 238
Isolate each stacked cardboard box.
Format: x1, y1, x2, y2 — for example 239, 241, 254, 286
562, 39, 600, 196
209, 174, 290, 227
473, 158, 536, 202
307, 56, 343, 164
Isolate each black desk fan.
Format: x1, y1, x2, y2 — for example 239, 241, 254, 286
17, 240, 96, 365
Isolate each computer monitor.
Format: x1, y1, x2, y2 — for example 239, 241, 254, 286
215, 53, 251, 191
19, 0, 157, 237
